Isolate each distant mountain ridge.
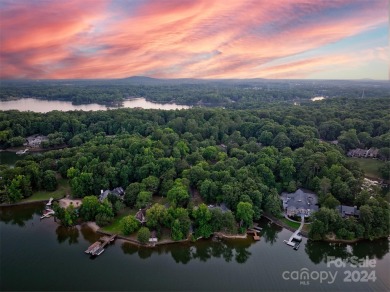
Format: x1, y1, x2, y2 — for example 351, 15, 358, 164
120, 75, 271, 85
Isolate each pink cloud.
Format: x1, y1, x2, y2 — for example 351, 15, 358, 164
0, 0, 387, 79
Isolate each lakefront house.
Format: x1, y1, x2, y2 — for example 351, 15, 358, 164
347, 148, 379, 158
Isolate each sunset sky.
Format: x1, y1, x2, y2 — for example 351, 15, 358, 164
0, 0, 388, 80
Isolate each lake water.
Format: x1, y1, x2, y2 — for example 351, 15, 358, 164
1, 203, 389, 291
0, 151, 20, 166
0, 98, 190, 113
0, 150, 44, 167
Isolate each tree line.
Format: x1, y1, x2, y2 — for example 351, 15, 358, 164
1, 79, 389, 107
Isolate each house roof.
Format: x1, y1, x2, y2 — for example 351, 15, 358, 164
135, 209, 147, 223
99, 190, 110, 202
112, 187, 125, 195
337, 205, 359, 217
99, 187, 125, 202
207, 203, 230, 213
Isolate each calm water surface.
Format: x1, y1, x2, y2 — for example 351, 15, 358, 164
0, 151, 20, 166
0, 98, 189, 112
0, 151, 45, 167
1, 203, 389, 291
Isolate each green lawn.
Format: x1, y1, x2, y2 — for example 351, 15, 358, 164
22, 178, 70, 202
100, 196, 168, 234
101, 208, 136, 234
347, 158, 384, 179
281, 218, 301, 229
280, 218, 311, 233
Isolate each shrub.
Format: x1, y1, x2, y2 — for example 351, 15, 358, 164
121, 215, 140, 235
137, 227, 151, 244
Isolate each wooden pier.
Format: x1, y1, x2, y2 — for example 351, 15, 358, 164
284, 216, 304, 248
46, 197, 53, 206
247, 229, 261, 241
16, 149, 28, 155
85, 242, 101, 254
40, 209, 55, 219
85, 234, 117, 256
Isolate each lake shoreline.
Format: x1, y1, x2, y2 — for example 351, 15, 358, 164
0, 197, 65, 207
3, 145, 67, 153
95, 228, 250, 248
262, 212, 309, 238
1, 199, 386, 245
0, 96, 122, 107
264, 212, 389, 244
2, 200, 389, 291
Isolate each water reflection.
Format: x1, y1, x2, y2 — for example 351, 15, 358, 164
0, 203, 43, 226
121, 242, 154, 259
56, 225, 79, 245
235, 246, 251, 264
1, 202, 389, 292
0, 151, 22, 167
119, 218, 284, 264
352, 239, 390, 260
259, 219, 283, 245
79, 223, 101, 244
171, 246, 192, 264
138, 248, 153, 259
121, 238, 254, 264
305, 238, 390, 265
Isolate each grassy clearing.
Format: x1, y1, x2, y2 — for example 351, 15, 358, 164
102, 196, 167, 235
280, 218, 311, 233
22, 178, 70, 202
101, 208, 136, 234
281, 218, 301, 229
347, 158, 384, 179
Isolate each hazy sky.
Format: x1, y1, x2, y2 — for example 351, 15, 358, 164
0, 0, 388, 79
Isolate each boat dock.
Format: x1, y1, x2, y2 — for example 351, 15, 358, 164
85, 242, 101, 254
284, 216, 304, 248
16, 149, 28, 155
46, 197, 53, 206
85, 234, 117, 256
247, 229, 261, 241
253, 226, 263, 232
40, 208, 55, 219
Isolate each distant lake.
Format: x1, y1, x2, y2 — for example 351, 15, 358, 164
0, 98, 190, 113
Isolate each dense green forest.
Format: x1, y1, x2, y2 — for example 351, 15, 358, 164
1, 78, 390, 107
0, 95, 389, 241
